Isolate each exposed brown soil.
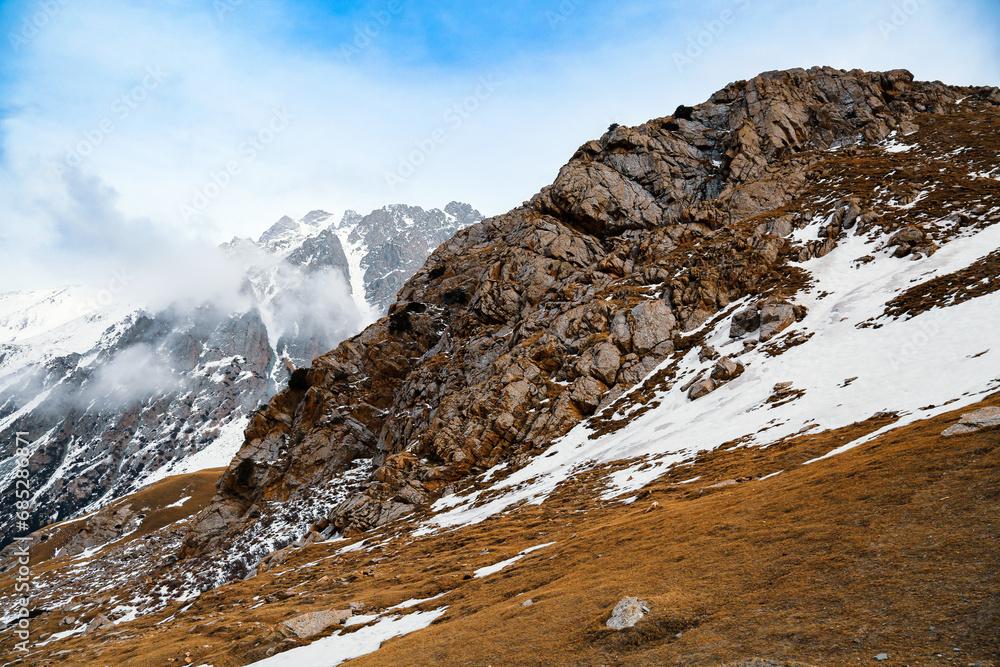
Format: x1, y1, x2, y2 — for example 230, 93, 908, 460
6, 397, 997, 667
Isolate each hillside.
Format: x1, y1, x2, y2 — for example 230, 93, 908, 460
0, 203, 482, 549
1, 66, 998, 666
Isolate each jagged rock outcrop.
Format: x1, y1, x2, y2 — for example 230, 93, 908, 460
182, 67, 998, 564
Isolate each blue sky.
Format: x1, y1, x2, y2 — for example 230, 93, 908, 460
0, 0, 998, 292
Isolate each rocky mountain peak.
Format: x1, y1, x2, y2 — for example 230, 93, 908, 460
4, 68, 1000, 665
175, 67, 1000, 574
532, 66, 970, 239
300, 209, 334, 226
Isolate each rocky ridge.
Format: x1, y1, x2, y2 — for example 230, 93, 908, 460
2, 67, 1000, 665
0, 203, 481, 550
181, 67, 1000, 570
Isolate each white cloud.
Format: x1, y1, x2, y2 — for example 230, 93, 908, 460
82, 343, 182, 408
0, 0, 997, 295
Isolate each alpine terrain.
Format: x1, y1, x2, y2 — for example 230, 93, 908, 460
0, 202, 482, 550
1, 67, 999, 667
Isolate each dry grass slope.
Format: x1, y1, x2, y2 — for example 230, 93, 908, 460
5, 397, 996, 666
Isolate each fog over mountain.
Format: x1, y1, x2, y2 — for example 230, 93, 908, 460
0, 202, 482, 546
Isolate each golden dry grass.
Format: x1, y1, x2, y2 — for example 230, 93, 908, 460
6, 397, 996, 667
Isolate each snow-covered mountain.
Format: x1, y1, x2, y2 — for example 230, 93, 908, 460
0, 203, 482, 546
3, 69, 999, 667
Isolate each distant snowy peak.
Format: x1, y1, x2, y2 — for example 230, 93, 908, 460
239, 202, 484, 316
0, 286, 141, 377
0, 199, 482, 549
336, 202, 485, 314
344, 201, 481, 246
257, 211, 332, 257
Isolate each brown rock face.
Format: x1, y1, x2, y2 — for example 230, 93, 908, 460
181, 67, 995, 563
759, 298, 797, 342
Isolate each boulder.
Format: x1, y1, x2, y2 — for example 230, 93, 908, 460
606, 597, 650, 630
730, 305, 761, 338
840, 200, 862, 229
577, 340, 621, 386
942, 407, 1000, 437
630, 301, 676, 355
570, 376, 608, 415
711, 357, 745, 382
759, 299, 796, 341
889, 225, 926, 247
688, 378, 717, 400
278, 609, 352, 639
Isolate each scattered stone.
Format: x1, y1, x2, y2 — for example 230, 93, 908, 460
263, 589, 294, 603
278, 609, 352, 639
875, 654, 888, 662
942, 407, 1000, 437
85, 613, 113, 635
711, 356, 745, 382
688, 378, 717, 400
606, 597, 649, 630
522, 599, 534, 607
59, 616, 76, 626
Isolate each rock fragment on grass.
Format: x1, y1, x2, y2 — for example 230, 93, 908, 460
942, 406, 1000, 437
606, 597, 649, 630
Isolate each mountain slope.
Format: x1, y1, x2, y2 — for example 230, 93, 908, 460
3, 394, 997, 666
0, 203, 481, 548
181, 67, 1000, 563
2, 67, 999, 665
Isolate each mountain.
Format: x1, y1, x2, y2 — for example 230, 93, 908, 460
0, 203, 482, 549
2, 68, 999, 666
341, 201, 484, 314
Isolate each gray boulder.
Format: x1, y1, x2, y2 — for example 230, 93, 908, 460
942, 407, 1000, 437
278, 609, 353, 639
606, 597, 650, 630
759, 299, 796, 341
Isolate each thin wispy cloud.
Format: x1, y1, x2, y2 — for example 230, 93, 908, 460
0, 0, 997, 293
